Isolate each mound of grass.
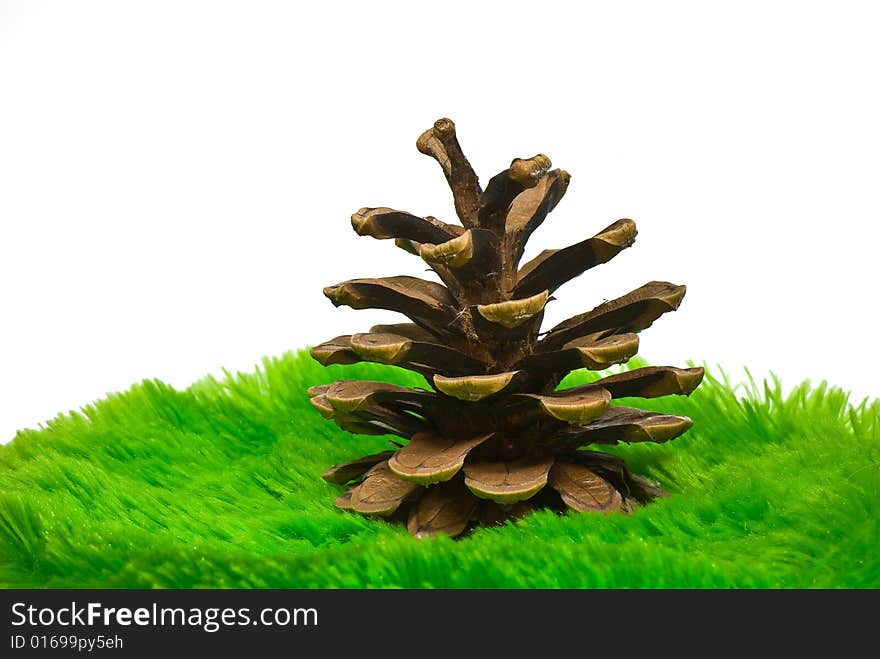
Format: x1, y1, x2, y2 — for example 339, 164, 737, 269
0, 351, 877, 588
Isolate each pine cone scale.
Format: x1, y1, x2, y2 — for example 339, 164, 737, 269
387, 432, 493, 485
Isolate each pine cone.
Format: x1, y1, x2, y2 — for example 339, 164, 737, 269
310, 118, 703, 538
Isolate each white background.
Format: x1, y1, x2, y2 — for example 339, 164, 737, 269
1, 1, 878, 442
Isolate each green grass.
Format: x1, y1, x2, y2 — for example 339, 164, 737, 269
0, 350, 877, 588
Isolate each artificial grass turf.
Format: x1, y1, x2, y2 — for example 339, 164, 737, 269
0, 351, 877, 589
